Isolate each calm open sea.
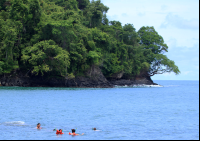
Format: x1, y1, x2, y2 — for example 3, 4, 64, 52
0, 80, 199, 140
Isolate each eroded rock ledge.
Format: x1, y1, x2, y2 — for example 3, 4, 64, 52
0, 76, 157, 88
0, 66, 158, 88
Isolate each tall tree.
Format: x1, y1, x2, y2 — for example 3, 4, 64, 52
83, 0, 109, 28
138, 26, 168, 55
0, 19, 22, 74
123, 24, 138, 46
21, 40, 70, 76
0, 0, 8, 11
137, 26, 180, 76
49, 0, 78, 10
76, 0, 89, 10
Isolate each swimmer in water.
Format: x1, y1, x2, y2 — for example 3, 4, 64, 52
56, 129, 64, 135
92, 127, 101, 131
69, 129, 84, 136
36, 123, 42, 129
92, 128, 97, 130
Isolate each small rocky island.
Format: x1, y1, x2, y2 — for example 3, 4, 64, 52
0, 0, 179, 87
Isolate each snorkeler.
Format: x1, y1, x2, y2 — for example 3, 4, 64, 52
36, 123, 42, 129
69, 129, 84, 136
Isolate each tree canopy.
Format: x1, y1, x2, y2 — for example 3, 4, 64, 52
0, 0, 180, 79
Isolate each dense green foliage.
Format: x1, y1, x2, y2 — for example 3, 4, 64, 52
0, 0, 180, 78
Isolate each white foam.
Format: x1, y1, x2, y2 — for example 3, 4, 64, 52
4, 121, 25, 125
94, 130, 102, 131
115, 84, 163, 88
140, 84, 163, 88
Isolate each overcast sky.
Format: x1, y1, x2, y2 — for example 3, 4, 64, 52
100, 0, 199, 80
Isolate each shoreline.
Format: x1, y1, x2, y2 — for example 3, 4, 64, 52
0, 76, 158, 88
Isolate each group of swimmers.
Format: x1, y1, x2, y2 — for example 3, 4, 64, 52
36, 123, 98, 136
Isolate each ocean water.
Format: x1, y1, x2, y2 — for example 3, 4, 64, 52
0, 80, 199, 140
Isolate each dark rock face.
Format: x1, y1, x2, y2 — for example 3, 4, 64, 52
0, 66, 113, 88
108, 71, 124, 80
109, 76, 158, 86
0, 77, 30, 87
0, 66, 157, 88
0, 76, 113, 88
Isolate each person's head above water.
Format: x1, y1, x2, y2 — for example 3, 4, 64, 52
69, 129, 84, 136
93, 128, 96, 130
36, 123, 41, 129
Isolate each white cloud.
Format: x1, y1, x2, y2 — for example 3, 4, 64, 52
100, 0, 199, 80
161, 5, 168, 11
182, 71, 193, 75
121, 13, 128, 17
161, 13, 199, 30
161, 42, 199, 80
137, 12, 146, 17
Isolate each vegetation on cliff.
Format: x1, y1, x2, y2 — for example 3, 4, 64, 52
0, 0, 180, 80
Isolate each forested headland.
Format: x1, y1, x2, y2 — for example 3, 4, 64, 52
0, 0, 180, 87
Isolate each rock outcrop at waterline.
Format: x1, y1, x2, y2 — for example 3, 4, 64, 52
0, 76, 113, 88
0, 66, 112, 88
0, 76, 157, 88
109, 76, 158, 86
0, 66, 158, 88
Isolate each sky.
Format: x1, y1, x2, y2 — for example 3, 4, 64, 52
100, 0, 199, 80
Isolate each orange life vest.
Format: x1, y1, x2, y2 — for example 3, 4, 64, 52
69, 132, 77, 135
56, 129, 64, 134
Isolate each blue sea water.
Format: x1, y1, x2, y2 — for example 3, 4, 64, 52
0, 80, 199, 140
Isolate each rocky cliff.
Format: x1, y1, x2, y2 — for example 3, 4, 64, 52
0, 66, 157, 88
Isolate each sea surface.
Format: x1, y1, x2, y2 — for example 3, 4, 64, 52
0, 80, 199, 140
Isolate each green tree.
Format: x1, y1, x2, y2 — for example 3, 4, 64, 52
77, 0, 89, 10
123, 24, 138, 46
83, 0, 109, 28
109, 21, 123, 42
0, 19, 22, 75
0, 0, 180, 80
137, 26, 180, 76
101, 53, 123, 77
149, 54, 180, 76
49, 0, 78, 10
0, 0, 9, 11
9, 0, 29, 45
21, 40, 70, 76
87, 50, 101, 65
138, 26, 168, 54
10, 0, 29, 23
27, 0, 42, 31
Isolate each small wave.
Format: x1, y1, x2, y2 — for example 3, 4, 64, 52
3, 121, 26, 126
115, 84, 163, 88
142, 85, 163, 88
115, 85, 128, 88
